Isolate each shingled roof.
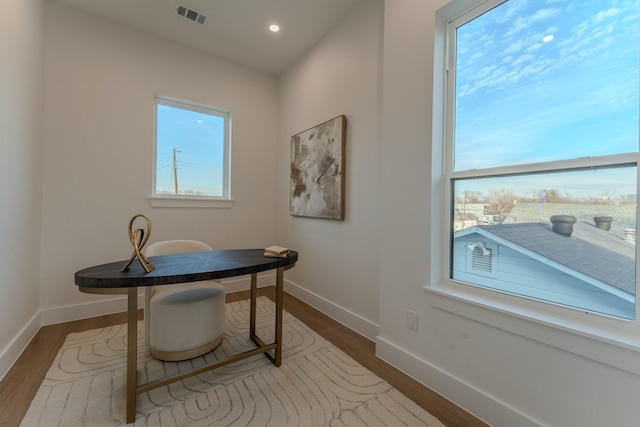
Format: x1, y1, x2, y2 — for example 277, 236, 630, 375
457, 220, 635, 296
503, 202, 636, 230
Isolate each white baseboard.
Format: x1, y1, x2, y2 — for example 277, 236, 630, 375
376, 335, 541, 427
284, 280, 379, 341
5, 274, 374, 384
1, 273, 276, 382
223, 272, 275, 294
0, 311, 40, 382
40, 294, 145, 326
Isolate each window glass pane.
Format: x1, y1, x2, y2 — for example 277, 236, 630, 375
454, 0, 639, 171
155, 103, 226, 197
451, 166, 637, 319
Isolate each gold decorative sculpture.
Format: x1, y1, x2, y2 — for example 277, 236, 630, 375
121, 214, 155, 273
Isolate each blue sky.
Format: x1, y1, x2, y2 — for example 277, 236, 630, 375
156, 104, 225, 196
454, 0, 639, 199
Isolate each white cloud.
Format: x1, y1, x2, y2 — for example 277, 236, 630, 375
526, 42, 544, 51
512, 53, 534, 66
504, 40, 525, 55
594, 8, 620, 23
459, 0, 638, 98
505, 8, 561, 37
532, 8, 562, 21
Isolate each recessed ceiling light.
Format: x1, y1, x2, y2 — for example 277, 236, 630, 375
269, 24, 280, 33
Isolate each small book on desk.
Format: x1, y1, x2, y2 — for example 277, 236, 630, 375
264, 245, 290, 258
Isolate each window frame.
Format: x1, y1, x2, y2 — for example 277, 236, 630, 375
149, 95, 233, 208
427, 0, 640, 375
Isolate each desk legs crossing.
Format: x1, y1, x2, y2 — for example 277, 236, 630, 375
124, 267, 289, 424
248, 269, 284, 366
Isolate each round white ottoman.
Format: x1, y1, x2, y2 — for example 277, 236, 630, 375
149, 280, 226, 361
143, 240, 226, 362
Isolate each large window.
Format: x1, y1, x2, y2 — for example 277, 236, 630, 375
151, 96, 231, 204
444, 0, 639, 319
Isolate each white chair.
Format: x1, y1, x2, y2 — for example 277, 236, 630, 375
143, 240, 226, 361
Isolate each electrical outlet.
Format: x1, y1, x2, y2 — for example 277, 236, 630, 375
406, 309, 418, 331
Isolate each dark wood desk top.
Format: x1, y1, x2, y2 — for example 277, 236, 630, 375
75, 249, 298, 289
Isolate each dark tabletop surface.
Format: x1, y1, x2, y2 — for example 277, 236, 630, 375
75, 249, 298, 289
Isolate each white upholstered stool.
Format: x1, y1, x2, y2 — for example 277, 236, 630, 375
143, 240, 226, 362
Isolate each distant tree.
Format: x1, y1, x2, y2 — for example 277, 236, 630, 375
583, 189, 619, 205
455, 190, 485, 205
621, 194, 637, 204
486, 188, 518, 215
536, 188, 568, 203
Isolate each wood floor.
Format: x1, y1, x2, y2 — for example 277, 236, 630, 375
0, 288, 487, 427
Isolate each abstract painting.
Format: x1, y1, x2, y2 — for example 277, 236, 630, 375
290, 115, 346, 220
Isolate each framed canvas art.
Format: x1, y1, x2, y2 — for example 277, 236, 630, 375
290, 115, 346, 220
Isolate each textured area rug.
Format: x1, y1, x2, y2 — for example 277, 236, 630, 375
22, 297, 443, 426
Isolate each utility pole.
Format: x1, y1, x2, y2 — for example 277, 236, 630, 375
172, 148, 181, 195
463, 190, 468, 213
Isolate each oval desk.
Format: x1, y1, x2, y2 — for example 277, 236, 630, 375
75, 249, 298, 424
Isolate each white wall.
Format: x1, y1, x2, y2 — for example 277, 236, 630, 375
377, 1, 640, 426
0, 0, 44, 378
277, 0, 383, 339
40, 2, 280, 323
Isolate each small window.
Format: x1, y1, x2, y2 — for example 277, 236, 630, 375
151, 96, 231, 205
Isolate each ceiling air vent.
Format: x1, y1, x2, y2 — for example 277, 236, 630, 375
176, 3, 208, 25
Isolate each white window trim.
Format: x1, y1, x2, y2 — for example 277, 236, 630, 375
149, 95, 233, 208
427, 0, 640, 375
148, 195, 234, 209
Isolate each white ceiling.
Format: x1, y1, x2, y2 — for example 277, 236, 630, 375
50, 0, 363, 76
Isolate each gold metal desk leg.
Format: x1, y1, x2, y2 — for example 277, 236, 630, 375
275, 267, 284, 367
250, 273, 257, 337
126, 287, 137, 424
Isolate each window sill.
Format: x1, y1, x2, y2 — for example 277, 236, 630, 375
425, 283, 640, 375
148, 195, 234, 208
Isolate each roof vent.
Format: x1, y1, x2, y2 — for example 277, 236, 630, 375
624, 228, 636, 243
550, 215, 576, 237
471, 245, 493, 272
176, 3, 208, 25
593, 216, 613, 231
